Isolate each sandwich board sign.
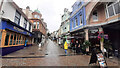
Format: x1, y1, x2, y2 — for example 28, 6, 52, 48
96, 53, 108, 68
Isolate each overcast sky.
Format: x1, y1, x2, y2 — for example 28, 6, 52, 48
13, 0, 77, 33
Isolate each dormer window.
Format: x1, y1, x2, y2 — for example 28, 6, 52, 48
34, 15, 40, 19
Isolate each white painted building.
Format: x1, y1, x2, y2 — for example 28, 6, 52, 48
0, 0, 32, 32
0, 0, 33, 56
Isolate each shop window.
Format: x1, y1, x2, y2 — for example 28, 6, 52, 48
75, 17, 78, 26
0, 31, 2, 46
20, 36, 23, 44
22, 37, 24, 44
33, 22, 36, 29
80, 14, 83, 25
9, 34, 13, 45
14, 10, 21, 25
23, 19, 27, 29
16, 35, 19, 45
13, 34, 16, 45
37, 22, 39, 29
5, 33, 10, 46
19, 36, 21, 44
93, 10, 98, 21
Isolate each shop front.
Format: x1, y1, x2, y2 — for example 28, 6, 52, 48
32, 31, 42, 44
103, 21, 120, 58
0, 19, 33, 56
70, 29, 85, 43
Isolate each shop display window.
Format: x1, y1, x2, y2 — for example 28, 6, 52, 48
9, 34, 13, 45
0, 31, 2, 46
13, 34, 16, 45
5, 33, 10, 46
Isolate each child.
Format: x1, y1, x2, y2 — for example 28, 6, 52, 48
64, 41, 68, 55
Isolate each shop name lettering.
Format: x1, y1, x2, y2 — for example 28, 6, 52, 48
14, 27, 24, 32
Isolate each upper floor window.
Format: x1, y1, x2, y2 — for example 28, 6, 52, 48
33, 22, 36, 29
37, 22, 39, 29
23, 19, 27, 29
106, 2, 120, 18
80, 15, 83, 25
72, 20, 74, 28
93, 10, 98, 21
29, 23, 31, 31
75, 17, 78, 26
34, 15, 40, 19
14, 11, 21, 25
78, 2, 81, 7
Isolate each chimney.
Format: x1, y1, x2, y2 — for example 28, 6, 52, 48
26, 6, 30, 10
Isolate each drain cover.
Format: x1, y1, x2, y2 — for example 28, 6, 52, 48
29, 53, 35, 55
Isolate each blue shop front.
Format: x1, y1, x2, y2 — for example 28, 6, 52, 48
0, 18, 33, 56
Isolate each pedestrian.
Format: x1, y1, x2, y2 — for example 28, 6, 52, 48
89, 44, 102, 65
25, 40, 28, 47
64, 40, 68, 55
58, 38, 61, 46
75, 40, 80, 54
38, 43, 41, 50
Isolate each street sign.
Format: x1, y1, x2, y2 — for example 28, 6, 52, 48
96, 53, 107, 68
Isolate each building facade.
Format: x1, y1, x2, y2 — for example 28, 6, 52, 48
85, 0, 120, 56
70, 0, 86, 42
0, 0, 33, 56
23, 7, 47, 44
61, 8, 70, 35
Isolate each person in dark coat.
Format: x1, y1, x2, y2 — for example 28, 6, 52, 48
75, 40, 80, 54
89, 44, 102, 64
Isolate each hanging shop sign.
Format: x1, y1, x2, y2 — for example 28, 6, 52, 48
89, 29, 99, 39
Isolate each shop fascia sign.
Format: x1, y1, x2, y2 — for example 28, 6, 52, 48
14, 26, 24, 32
14, 26, 30, 36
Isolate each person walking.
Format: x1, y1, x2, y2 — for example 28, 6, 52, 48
75, 40, 80, 54
64, 40, 68, 55
89, 44, 102, 65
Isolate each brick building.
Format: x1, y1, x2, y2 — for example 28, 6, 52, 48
85, 0, 120, 57
23, 7, 47, 44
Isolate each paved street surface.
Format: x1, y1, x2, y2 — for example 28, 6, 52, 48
2, 39, 119, 67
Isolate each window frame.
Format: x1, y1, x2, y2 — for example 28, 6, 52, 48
29, 23, 31, 31
92, 10, 98, 22
37, 22, 39, 29
75, 17, 78, 27
106, 2, 120, 18
80, 14, 83, 25
33, 22, 36, 29
4, 32, 10, 46
14, 10, 21, 25
24, 19, 27, 29
72, 20, 74, 29
0, 30, 2, 46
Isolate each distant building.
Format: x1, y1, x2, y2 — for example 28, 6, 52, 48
0, 0, 33, 56
61, 8, 70, 35
23, 7, 47, 44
